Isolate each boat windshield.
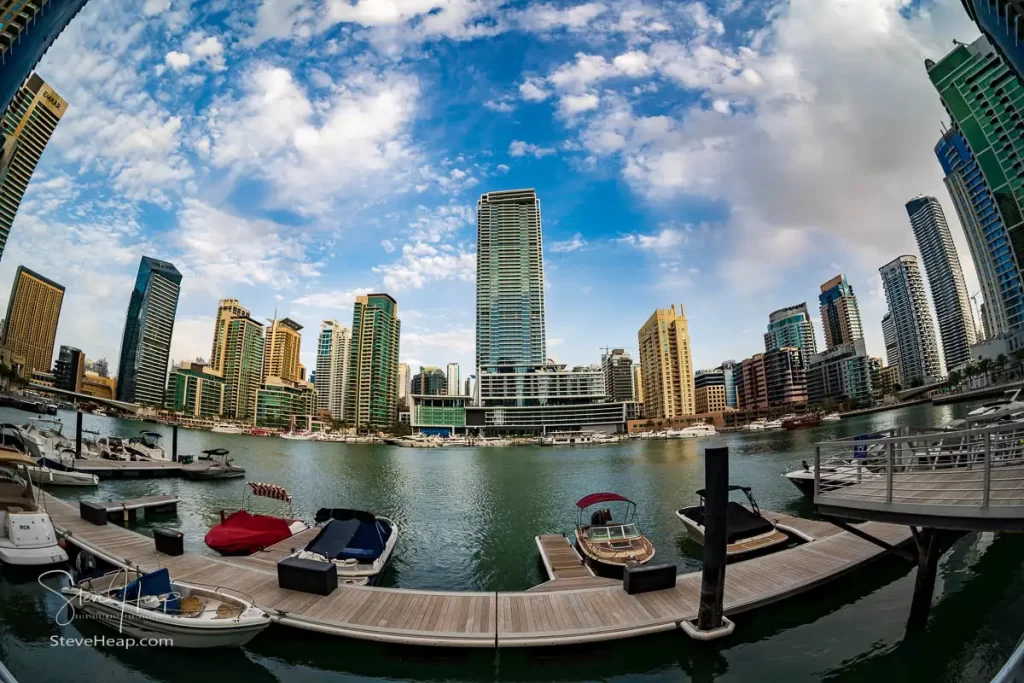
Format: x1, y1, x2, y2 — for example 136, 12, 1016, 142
589, 524, 640, 541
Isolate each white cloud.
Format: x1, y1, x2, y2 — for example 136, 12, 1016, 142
186, 33, 227, 71
558, 92, 600, 116
484, 98, 516, 113
519, 77, 550, 101
549, 233, 587, 253
402, 328, 475, 357
143, 0, 171, 16
409, 204, 474, 242
164, 51, 191, 70
618, 227, 685, 250
508, 140, 556, 158
170, 317, 215, 367
511, 2, 608, 32
381, 239, 396, 253
373, 241, 475, 291
292, 288, 373, 310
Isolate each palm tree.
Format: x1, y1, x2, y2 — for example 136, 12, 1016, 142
978, 357, 995, 386
947, 369, 962, 389
996, 354, 1009, 381
964, 362, 979, 385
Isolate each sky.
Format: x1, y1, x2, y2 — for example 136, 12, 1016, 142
1, 0, 985, 378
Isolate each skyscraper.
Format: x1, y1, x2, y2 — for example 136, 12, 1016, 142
935, 128, 1024, 337
957, 1, 1024, 84
315, 319, 351, 422
446, 362, 460, 396
693, 370, 726, 414
600, 348, 635, 403
0, 0, 90, 119
927, 37, 1024, 285
398, 362, 410, 407
412, 366, 447, 395
0, 74, 66, 262
116, 256, 181, 405
2, 265, 62, 376
262, 316, 302, 382
222, 313, 264, 420
819, 275, 864, 350
53, 345, 84, 392
347, 294, 401, 430
882, 312, 900, 372
880, 255, 942, 386
905, 196, 977, 372
764, 303, 816, 366
719, 360, 737, 408
476, 189, 545, 374
632, 364, 644, 404
210, 299, 248, 374
637, 304, 695, 419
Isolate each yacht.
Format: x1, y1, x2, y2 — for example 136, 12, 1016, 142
97, 436, 131, 460
746, 419, 766, 431
821, 412, 841, 422
665, 424, 718, 439
967, 389, 1024, 424
0, 448, 68, 565
762, 419, 784, 430
211, 424, 245, 434
127, 431, 168, 461
541, 430, 597, 446
384, 434, 441, 448
783, 456, 881, 499
279, 431, 315, 441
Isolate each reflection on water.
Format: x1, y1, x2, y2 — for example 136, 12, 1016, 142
1, 401, 1022, 682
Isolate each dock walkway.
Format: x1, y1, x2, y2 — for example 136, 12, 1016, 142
73, 460, 183, 479
42, 493, 911, 648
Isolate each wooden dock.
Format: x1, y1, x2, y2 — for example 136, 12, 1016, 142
93, 495, 179, 524
73, 460, 183, 479
530, 534, 618, 593
41, 493, 911, 648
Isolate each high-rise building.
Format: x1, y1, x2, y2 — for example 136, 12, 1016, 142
464, 374, 477, 403
905, 196, 977, 372
210, 299, 248, 374
735, 349, 806, 412
936, 128, 1024, 337
446, 363, 460, 396
398, 362, 410, 407
53, 345, 84, 393
168, 362, 224, 418
221, 313, 264, 421
116, 257, 181, 405
315, 319, 351, 422
601, 348, 635, 403
719, 360, 737, 408
882, 312, 900, 373
637, 304, 695, 419
632, 364, 644, 404
819, 275, 863, 350
880, 255, 943, 386
412, 366, 447, 395
0, 74, 66, 262
957, 1, 1024, 84
262, 316, 302, 382
86, 357, 109, 378
476, 189, 545, 374
693, 370, 726, 414
928, 37, 1024, 291
347, 294, 401, 430
0, 1, 90, 119
806, 338, 874, 409
2, 265, 62, 376
764, 303, 816, 366
255, 375, 316, 428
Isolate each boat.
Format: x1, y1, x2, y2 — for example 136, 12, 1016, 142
782, 457, 881, 498
821, 412, 841, 422
675, 485, 794, 561
126, 431, 168, 460
289, 508, 399, 586
440, 436, 470, 447
782, 414, 822, 430
60, 567, 271, 648
26, 463, 98, 487
205, 482, 308, 556
665, 423, 718, 439
211, 424, 244, 435
18, 418, 75, 464
97, 436, 132, 460
0, 448, 68, 565
182, 449, 246, 481
967, 388, 1024, 424
762, 419, 784, 430
573, 492, 655, 576
592, 432, 622, 444
279, 431, 314, 441
746, 419, 766, 431
542, 430, 596, 446
385, 434, 440, 448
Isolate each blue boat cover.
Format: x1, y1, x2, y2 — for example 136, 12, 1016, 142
304, 517, 391, 562
116, 568, 180, 614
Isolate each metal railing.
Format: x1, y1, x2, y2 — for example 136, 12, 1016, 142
813, 420, 1024, 517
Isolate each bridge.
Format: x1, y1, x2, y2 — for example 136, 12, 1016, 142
26, 385, 141, 414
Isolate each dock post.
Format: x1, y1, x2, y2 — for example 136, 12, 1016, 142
75, 411, 83, 459
907, 527, 941, 631
681, 444, 735, 640
172, 425, 178, 463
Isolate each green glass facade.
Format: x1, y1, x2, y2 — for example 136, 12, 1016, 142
346, 294, 401, 430
928, 38, 1024, 277
255, 378, 316, 428
168, 364, 224, 418
223, 315, 264, 421
413, 396, 467, 428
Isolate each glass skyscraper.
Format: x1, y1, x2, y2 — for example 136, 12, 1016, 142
819, 275, 864, 351
346, 293, 400, 429
116, 256, 181, 405
958, 1, 1024, 85
879, 255, 943, 386
763, 303, 817, 367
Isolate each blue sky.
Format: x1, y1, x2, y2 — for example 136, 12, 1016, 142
0, 0, 984, 377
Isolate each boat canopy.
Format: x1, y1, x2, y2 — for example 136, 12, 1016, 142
247, 481, 292, 502
202, 448, 229, 456
305, 515, 391, 562
0, 447, 35, 466
576, 492, 632, 509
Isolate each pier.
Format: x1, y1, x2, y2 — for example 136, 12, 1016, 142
42, 492, 911, 648
72, 460, 183, 479
79, 495, 179, 525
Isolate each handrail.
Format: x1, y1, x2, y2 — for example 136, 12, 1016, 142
0, 659, 16, 683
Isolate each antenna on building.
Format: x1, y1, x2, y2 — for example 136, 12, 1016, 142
952, 39, 968, 47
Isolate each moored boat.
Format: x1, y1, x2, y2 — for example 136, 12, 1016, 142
126, 431, 168, 460
0, 449, 68, 565
821, 412, 841, 422
782, 414, 822, 430
675, 485, 794, 561
289, 508, 399, 586
279, 431, 314, 441
783, 456, 880, 499
205, 482, 308, 556
60, 567, 270, 648
573, 492, 655, 576
182, 449, 245, 481
211, 424, 244, 435
665, 423, 718, 439
542, 430, 597, 446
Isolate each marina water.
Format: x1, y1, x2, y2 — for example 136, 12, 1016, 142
1, 401, 1022, 682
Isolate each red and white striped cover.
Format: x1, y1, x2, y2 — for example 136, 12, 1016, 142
247, 481, 292, 502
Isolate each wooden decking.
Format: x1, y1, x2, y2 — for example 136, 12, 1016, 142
73, 460, 184, 478
41, 493, 912, 648
96, 495, 180, 513
530, 534, 618, 593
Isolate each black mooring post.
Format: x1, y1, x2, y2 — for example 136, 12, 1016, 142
697, 445, 729, 631
75, 411, 83, 459
908, 527, 941, 630
172, 424, 178, 463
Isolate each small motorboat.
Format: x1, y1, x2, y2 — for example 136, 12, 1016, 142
675, 485, 794, 561
783, 456, 882, 499
279, 431, 314, 441
211, 424, 244, 434
821, 412, 841, 422
782, 414, 822, 430
98, 436, 132, 460
205, 482, 308, 556
762, 419, 784, 430
25, 463, 98, 487
61, 567, 270, 648
0, 448, 68, 565
290, 508, 399, 585
573, 492, 655, 576
182, 449, 245, 481
127, 431, 168, 461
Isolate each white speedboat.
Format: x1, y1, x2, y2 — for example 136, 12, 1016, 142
97, 436, 132, 460
384, 434, 440, 447
821, 413, 841, 422
762, 419, 784, 430
127, 431, 168, 461
291, 508, 399, 586
0, 448, 68, 566
279, 431, 314, 441
26, 465, 98, 487
676, 485, 794, 561
18, 418, 75, 464
746, 419, 766, 431
211, 424, 244, 435
541, 430, 596, 446
782, 457, 880, 499
61, 567, 270, 648
665, 424, 718, 439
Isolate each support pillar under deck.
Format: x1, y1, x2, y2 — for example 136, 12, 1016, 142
907, 527, 943, 631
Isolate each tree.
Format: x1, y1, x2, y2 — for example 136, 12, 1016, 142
996, 354, 1009, 381
978, 357, 995, 385
1013, 349, 1024, 378
947, 369, 962, 389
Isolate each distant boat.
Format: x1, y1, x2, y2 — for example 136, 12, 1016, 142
211, 424, 244, 435
665, 424, 718, 439
279, 431, 314, 441
542, 430, 596, 446
182, 449, 245, 481
821, 413, 841, 422
782, 414, 822, 430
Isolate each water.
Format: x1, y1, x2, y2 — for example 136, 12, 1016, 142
2, 401, 1023, 682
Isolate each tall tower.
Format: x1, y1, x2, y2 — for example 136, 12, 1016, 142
882, 312, 900, 371
905, 196, 977, 372
0, 74, 67, 262
0, 1, 90, 118
819, 275, 863, 350
210, 298, 248, 374
315, 319, 351, 422
262, 316, 302, 382
601, 348, 635, 403
398, 362, 410, 407
637, 304, 695, 419
116, 256, 181, 405
475, 189, 545, 375
346, 294, 401, 429
763, 303, 817, 367
880, 255, 942, 386
2, 265, 63, 376
222, 313, 264, 420
446, 362, 460, 396
956, 1, 1024, 84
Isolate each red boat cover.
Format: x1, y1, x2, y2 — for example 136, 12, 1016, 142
204, 510, 293, 555
575, 492, 632, 509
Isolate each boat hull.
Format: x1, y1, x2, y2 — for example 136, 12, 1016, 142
182, 470, 246, 481
675, 507, 793, 562
0, 541, 67, 566
782, 471, 816, 498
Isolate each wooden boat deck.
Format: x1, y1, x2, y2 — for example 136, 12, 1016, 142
41, 493, 912, 648
96, 495, 179, 513
73, 460, 183, 479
